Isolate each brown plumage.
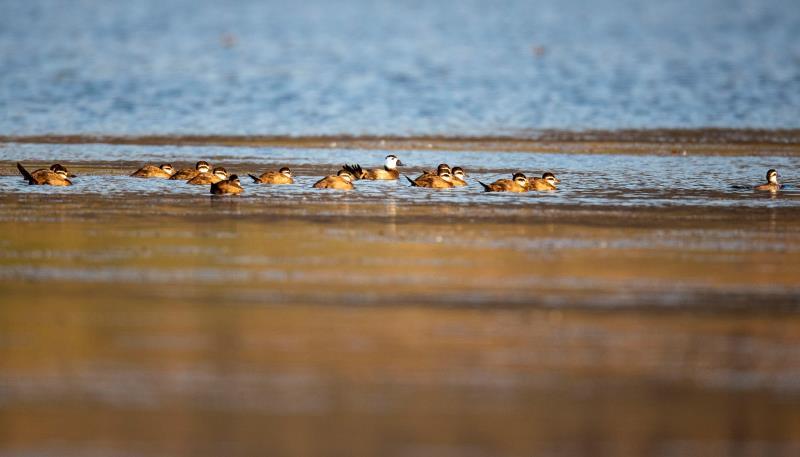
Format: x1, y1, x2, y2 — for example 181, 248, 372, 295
131, 163, 175, 178
342, 155, 404, 180
313, 170, 355, 190
17, 163, 73, 186
754, 169, 781, 191
451, 167, 468, 187
170, 161, 211, 180
406, 170, 455, 189
210, 174, 243, 195
187, 167, 228, 185
479, 173, 529, 192
249, 167, 294, 184
528, 172, 559, 191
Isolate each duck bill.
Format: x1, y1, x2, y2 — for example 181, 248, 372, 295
396, 160, 405, 166
68, 173, 78, 178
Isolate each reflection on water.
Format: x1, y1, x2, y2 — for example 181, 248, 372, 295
1, 146, 800, 456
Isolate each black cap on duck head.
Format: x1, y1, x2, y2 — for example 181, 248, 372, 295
512, 172, 527, 180
228, 174, 239, 182
196, 161, 211, 171
213, 167, 228, 178
767, 169, 778, 183
279, 166, 292, 176
159, 163, 174, 171
50, 164, 67, 172
452, 166, 466, 177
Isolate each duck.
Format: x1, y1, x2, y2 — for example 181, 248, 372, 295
313, 170, 355, 190
249, 167, 294, 184
478, 173, 529, 192
16, 162, 73, 186
528, 172, 559, 191
418, 163, 451, 178
170, 161, 211, 180
130, 163, 175, 178
451, 167, 468, 187
210, 174, 243, 195
406, 169, 455, 189
753, 169, 781, 191
342, 155, 404, 180
187, 167, 228, 185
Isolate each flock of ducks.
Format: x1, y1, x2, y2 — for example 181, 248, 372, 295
15, 156, 785, 194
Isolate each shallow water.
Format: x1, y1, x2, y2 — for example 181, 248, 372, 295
2, 0, 800, 135
2, 144, 800, 456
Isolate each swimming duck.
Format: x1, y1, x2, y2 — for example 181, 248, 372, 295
313, 170, 355, 190
478, 173, 529, 192
528, 172, 559, 191
406, 169, 455, 188
16, 162, 73, 186
342, 155, 404, 180
249, 167, 294, 184
130, 163, 175, 178
418, 163, 451, 178
187, 167, 228, 185
210, 174, 243, 195
753, 169, 781, 191
451, 167, 468, 187
170, 161, 211, 180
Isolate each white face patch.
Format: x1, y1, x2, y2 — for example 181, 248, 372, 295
56, 171, 68, 178
546, 177, 556, 185
215, 171, 227, 180
198, 165, 210, 173
769, 172, 778, 184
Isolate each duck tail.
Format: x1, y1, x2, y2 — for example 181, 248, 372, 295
16, 162, 33, 183
404, 175, 418, 187
342, 164, 363, 180
477, 180, 491, 192
248, 173, 261, 183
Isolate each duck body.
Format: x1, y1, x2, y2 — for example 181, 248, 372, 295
17, 163, 73, 186
249, 167, 294, 184
406, 172, 454, 189
313, 171, 354, 190
754, 169, 781, 191
170, 161, 211, 181
528, 173, 559, 191
210, 175, 243, 195
188, 168, 228, 185
479, 173, 529, 193
131, 164, 174, 179
342, 155, 404, 180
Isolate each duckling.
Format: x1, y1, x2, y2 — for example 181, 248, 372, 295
342, 155, 404, 180
313, 170, 355, 190
451, 167, 468, 187
16, 162, 73, 186
170, 161, 211, 180
753, 169, 781, 191
249, 167, 294, 184
528, 172, 559, 191
131, 163, 175, 178
210, 174, 243, 195
478, 173, 529, 192
406, 170, 455, 188
187, 167, 228, 185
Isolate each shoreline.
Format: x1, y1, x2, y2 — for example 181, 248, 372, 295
3, 128, 800, 155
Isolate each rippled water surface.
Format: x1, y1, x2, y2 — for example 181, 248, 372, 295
2, 0, 799, 135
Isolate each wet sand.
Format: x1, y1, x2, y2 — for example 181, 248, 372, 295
3, 128, 800, 156
1, 144, 799, 456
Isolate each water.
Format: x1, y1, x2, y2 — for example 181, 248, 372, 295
2, 0, 799, 135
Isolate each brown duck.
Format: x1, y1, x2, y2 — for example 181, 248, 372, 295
131, 163, 175, 178
210, 174, 244, 195
188, 167, 228, 185
753, 169, 781, 192
249, 167, 294, 184
528, 172, 559, 191
479, 173, 529, 192
170, 161, 211, 180
17, 163, 74, 186
313, 170, 355, 190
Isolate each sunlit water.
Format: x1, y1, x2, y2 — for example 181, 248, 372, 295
2, 0, 800, 135
2, 143, 800, 209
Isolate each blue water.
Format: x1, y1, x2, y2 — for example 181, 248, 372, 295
1, 0, 799, 135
